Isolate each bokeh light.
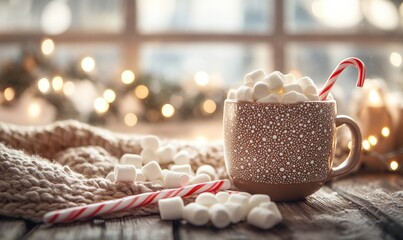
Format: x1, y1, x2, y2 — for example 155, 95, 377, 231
28, 102, 41, 118
94, 97, 109, 114
4, 87, 15, 101
381, 127, 390, 137
41, 38, 55, 55
202, 99, 217, 114
194, 71, 210, 86
103, 89, 116, 103
38, 78, 50, 93
390, 52, 402, 67
134, 85, 149, 99
161, 104, 175, 118
124, 113, 138, 126
121, 70, 135, 84
368, 135, 377, 146
81, 57, 95, 72
52, 76, 64, 92
63, 81, 75, 96
390, 160, 399, 171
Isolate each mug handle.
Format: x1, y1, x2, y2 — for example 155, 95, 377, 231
329, 115, 362, 179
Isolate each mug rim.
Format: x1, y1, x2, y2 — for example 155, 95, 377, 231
224, 99, 336, 105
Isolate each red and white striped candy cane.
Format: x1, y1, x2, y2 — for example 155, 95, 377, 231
43, 179, 230, 224
319, 57, 366, 101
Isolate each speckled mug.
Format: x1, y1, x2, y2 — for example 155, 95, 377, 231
223, 100, 362, 201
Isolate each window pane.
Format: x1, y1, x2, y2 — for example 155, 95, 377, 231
286, 43, 403, 96
139, 43, 272, 86
137, 0, 272, 33
0, 0, 123, 34
286, 0, 403, 34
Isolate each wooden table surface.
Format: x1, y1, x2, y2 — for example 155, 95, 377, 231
1, 173, 402, 240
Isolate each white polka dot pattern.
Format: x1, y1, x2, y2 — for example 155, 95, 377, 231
224, 100, 337, 184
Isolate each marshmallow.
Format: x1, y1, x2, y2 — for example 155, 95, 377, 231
244, 69, 266, 87
326, 93, 334, 100
158, 196, 184, 220
259, 202, 282, 222
283, 83, 303, 94
215, 191, 230, 204
182, 203, 210, 226
196, 165, 218, 181
298, 76, 318, 95
157, 144, 176, 164
151, 179, 164, 186
141, 161, 162, 181
263, 72, 285, 91
249, 194, 271, 210
161, 169, 171, 178
120, 154, 142, 169
306, 93, 320, 101
135, 169, 146, 182
247, 207, 279, 230
195, 192, 217, 207
114, 165, 137, 182
235, 86, 253, 102
227, 89, 237, 100
173, 150, 190, 165
223, 202, 243, 223
252, 82, 270, 101
238, 192, 252, 199
256, 93, 282, 103
141, 149, 158, 164
282, 91, 307, 104
284, 73, 296, 84
170, 164, 194, 175
228, 194, 249, 220
106, 172, 115, 182
209, 203, 231, 228
140, 135, 160, 151
188, 173, 211, 185
164, 171, 190, 188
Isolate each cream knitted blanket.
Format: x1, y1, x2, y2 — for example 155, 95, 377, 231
0, 120, 225, 222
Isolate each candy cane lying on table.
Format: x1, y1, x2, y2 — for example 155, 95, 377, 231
319, 57, 366, 101
43, 179, 230, 224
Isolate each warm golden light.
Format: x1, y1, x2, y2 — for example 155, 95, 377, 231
38, 78, 50, 93
81, 57, 95, 72
94, 97, 109, 114
390, 52, 402, 67
381, 127, 390, 137
347, 141, 352, 150
28, 102, 41, 118
121, 70, 135, 84
134, 85, 149, 99
124, 113, 138, 127
63, 81, 75, 96
390, 160, 399, 171
103, 89, 116, 103
52, 76, 64, 92
161, 104, 175, 118
368, 135, 378, 146
362, 140, 370, 151
368, 89, 382, 107
4, 87, 15, 101
194, 71, 210, 86
41, 38, 55, 55
202, 99, 217, 114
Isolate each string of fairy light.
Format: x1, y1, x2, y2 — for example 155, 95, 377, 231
0, 38, 220, 126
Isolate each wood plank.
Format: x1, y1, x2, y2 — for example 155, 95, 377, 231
179, 186, 394, 240
330, 173, 403, 240
0, 217, 32, 240
24, 215, 173, 240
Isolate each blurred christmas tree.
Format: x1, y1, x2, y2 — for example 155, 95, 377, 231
0, 40, 226, 126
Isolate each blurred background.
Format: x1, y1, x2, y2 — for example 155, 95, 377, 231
0, 0, 402, 143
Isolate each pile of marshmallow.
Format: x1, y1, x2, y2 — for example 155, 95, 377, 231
158, 191, 282, 230
227, 69, 332, 104
106, 135, 217, 188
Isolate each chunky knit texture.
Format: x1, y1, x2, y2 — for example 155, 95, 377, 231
0, 120, 225, 222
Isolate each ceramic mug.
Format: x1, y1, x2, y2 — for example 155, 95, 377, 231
223, 100, 362, 201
